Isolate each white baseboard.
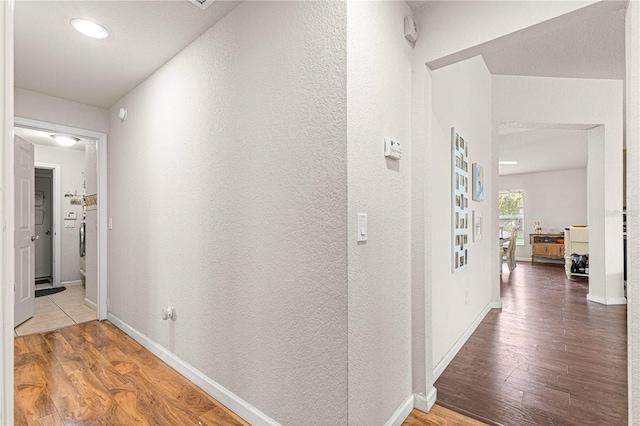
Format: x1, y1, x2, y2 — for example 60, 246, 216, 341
107, 313, 279, 426
426, 386, 437, 410
384, 394, 414, 426
84, 298, 97, 311
433, 300, 501, 381
587, 294, 627, 305
413, 386, 437, 413
61, 280, 83, 287
515, 257, 532, 262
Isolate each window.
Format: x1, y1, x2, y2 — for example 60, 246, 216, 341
499, 190, 524, 245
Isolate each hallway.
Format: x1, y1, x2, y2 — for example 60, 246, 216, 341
435, 263, 627, 425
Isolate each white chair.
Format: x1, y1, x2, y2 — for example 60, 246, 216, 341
502, 231, 518, 272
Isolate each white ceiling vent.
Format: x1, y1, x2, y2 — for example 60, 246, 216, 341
189, 0, 215, 10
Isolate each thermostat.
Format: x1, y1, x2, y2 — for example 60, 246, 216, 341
384, 137, 402, 160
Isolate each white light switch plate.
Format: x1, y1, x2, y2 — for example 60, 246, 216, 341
64, 220, 75, 228
357, 213, 367, 242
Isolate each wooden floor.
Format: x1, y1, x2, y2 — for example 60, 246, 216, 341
404, 405, 488, 425
14, 320, 249, 426
435, 262, 627, 425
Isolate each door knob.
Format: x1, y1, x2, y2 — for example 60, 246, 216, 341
31, 235, 39, 242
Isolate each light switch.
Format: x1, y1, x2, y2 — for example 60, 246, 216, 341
384, 137, 402, 160
357, 213, 367, 242
64, 220, 75, 228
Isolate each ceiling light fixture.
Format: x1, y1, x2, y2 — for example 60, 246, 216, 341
51, 135, 79, 147
499, 161, 518, 165
71, 18, 109, 39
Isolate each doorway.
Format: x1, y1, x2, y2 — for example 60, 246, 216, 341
13, 118, 109, 323
14, 126, 100, 335
34, 168, 53, 285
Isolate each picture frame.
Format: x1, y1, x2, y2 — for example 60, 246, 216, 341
472, 163, 484, 202
451, 127, 469, 273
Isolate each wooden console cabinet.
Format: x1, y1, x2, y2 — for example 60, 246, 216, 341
530, 233, 565, 263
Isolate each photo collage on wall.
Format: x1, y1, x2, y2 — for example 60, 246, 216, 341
452, 127, 469, 273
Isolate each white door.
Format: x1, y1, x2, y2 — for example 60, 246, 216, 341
35, 169, 52, 278
15, 136, 35, 326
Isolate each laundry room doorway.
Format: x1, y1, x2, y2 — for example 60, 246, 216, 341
14, 118, 109, 325
34, 166, 56, 287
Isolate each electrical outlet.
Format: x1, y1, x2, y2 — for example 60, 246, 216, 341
465, 290, 469, 305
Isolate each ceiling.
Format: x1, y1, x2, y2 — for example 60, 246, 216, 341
14, 0, 242, 109
498, 127, 591, 176
15, 127, 89, 151
14, 1, 626, 176
480, 5, 625, 176
483, 7, 626, 80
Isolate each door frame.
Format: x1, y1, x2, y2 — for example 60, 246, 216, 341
15, 117, 108, 321
34, 163, 60, 287
1, 0, 15, 423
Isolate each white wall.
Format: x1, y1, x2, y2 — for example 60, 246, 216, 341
15, 88, 109, 134
625, 2, 640, 422
107, 2, 347, 424
493, 75, 624, 304
430, 56, 494, 368
33, 145, 85, 284
347, 1, 413, 423
84, 141, 97, 305
0, 1, 13, 422
499, 168, 588, 261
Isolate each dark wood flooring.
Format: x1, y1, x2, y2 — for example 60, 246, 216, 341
435, 262, 627, 425
14, 320, 249, 425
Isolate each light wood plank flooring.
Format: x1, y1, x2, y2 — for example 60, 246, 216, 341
435, 262, 627, 425
404, 405, 488, 425
15, 286, 96, 336
14, 320, 249, 426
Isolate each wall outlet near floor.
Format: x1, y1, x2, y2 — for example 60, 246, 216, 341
465, 290, 469, 305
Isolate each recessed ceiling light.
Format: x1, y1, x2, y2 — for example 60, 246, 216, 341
51, 135, 79, 147
499, 161, 518, 165
71, 18, 109, 39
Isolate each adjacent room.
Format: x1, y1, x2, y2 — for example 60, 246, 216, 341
13, 126, 98, 336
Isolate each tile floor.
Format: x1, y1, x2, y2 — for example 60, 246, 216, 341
14, 285, 96, 336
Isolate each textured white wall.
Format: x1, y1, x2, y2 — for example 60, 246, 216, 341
107, 2, 347, 424
34, 145, 85, 284
493, 75, 624, 303
430, 56, 494, 367
626, 2, 639, 422
84, 141, 97, 305
15, 88, 109, 133
347, 1, 413, 423
499, 168, 588, 261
